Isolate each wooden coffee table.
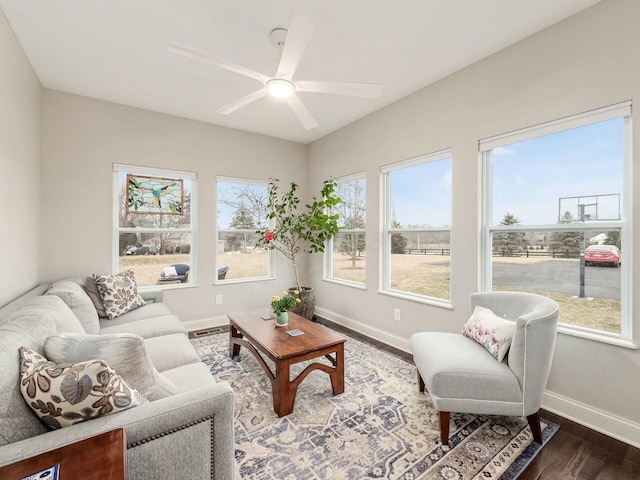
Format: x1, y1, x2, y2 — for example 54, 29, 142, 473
228, 309, 346, 417
0, 428, 126, 479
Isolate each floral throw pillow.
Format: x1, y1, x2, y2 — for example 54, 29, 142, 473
94, 270, 146, 320
19, 347, 146, 429
462, 305, 516, 362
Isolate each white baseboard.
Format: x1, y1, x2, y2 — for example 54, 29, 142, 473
542, 391, 640, 448
316, 306, 640, 448
183, 315, 229, 333
314, 307, 411, 353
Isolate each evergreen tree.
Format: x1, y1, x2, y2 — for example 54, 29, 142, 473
493, 213, 525, 256
605, 230, 621, 249
549, 211, 580, 257
391, 216, 407, 254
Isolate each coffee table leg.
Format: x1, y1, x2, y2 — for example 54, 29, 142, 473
229, 324, 241, 359
330, 343, 345, 396
273, 360, 295, 417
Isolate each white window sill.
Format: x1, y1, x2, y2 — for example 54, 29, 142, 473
214, 276, 275, 286
377, 289, 453, 310
558, 325, 638, 349
323, 278, 367, 290
139, 283, 198, 291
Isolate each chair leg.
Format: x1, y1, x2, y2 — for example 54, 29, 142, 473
527, 411, 543, 444
439, 411, 450, 445
417, 370, 425, 392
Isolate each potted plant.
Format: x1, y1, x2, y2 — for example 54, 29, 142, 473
256, 178, 341, 319
270, 290, 301, 326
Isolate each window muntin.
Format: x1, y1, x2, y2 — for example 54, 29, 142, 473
114, 165, 196, 288
327, 173, 366, 285
216, 177, 272, 282
481, 102, 631, 338
382, 151, 452, 303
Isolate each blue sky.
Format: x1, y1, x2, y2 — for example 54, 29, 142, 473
387, 118, 623, 229
492, 118, 623, 225
390, 158, 452, 227
217, 181, 267, 229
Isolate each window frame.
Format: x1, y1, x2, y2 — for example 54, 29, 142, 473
324, 171, 367, 289
480, 101, 634, 345
380, 149, 453, 307
215, 175, 274, 284
113, 163, 197, 289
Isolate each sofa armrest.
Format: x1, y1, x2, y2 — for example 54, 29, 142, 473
0, 383, 235, 480
140, 290, 163, 303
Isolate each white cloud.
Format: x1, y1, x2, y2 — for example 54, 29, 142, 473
494, 147, 517, 155
439, 169, 452, 188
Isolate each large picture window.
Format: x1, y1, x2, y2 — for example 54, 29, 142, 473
326, 173, 366, 286
381, 150, 452, 304
216, 177, 272, 282
114, 164, 196, 288
481, 102, 632, 340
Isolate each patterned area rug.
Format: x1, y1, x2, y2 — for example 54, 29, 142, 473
191, 330, 558, 480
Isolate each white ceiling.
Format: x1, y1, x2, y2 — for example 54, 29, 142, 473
1, 0, 601, 144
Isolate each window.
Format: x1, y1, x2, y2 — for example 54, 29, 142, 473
481, 102, 632, 340
216, 177, 272, 282
381, 150, 452, 304
326, 173, 366, 286
114, 164, 196, 287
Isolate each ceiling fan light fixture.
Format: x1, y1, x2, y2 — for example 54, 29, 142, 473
266, 78, 295, 99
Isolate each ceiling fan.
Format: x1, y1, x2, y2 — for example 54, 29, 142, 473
166, 6, 383, 130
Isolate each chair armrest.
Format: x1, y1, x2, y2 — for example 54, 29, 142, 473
141, 290, 163, 303
0, 383, 235, 480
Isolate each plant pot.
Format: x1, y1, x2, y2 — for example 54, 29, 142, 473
274, 311, 289, 327
289, 287, 315, 320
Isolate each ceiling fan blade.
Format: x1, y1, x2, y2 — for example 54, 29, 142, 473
216, 88, 268, 115
285, 95, 319, 130
166, 42, 268, 84
296, 81, 383, 98
276, 6, 320, 79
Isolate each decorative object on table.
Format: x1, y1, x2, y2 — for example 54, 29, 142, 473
20, 464, 59, 480
256, 178, 341, 319
270, 290, 301, 327
192, 331, 559, 480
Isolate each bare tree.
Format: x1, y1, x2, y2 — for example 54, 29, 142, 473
335, 178, 366, 267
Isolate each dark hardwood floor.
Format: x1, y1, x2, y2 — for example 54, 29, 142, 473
192, 319, 640, 479
314, 318, 640, 480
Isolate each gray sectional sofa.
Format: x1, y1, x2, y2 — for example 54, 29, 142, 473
0, 278, 235, 480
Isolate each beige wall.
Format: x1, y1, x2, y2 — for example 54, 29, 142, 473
6, 0, 640, 447
42, 90, 306, 322
309, 0, 640, 442
0, 9, 42, 306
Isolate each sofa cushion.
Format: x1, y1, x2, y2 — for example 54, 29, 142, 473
462, 305, 515, 362
99, 313, 187, 339
84, 276, 107, 318
95, 270, 146, 320
0, 316, 57, 446
0, 284, 51, 324
144, 334, 200, 372
4, 296, 85, 335
46, 281, 99, 334
45, 333, 178, 401
99, 302, 172, 326
160, 363, 217, 393
19, 347, 146, 429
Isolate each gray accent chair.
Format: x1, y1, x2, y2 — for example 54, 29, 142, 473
410, 291, 559, 445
